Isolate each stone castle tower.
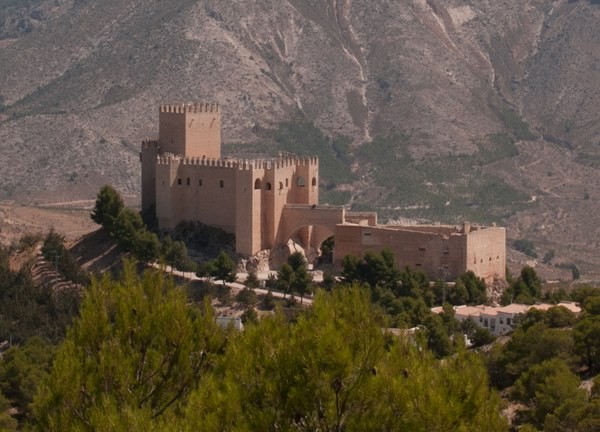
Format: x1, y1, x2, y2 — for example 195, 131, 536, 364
140, 103, 319, 256
140, 102, 506, 283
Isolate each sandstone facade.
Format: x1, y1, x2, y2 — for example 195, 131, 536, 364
141, 103, 505, 282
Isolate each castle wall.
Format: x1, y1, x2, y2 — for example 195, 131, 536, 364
333, 224, 470, 281
345, 212, 378, 226
235, 167, 260, 256
465, 226, 506, 283
155, 161, 177, 230
233, 157, 321, 255
140, 140, 159, 213
159, 103, 221, 159
155, 157, 237, 232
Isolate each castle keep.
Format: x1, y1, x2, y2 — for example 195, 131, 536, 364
141, 103, 319, 256
141, 103, 506, 283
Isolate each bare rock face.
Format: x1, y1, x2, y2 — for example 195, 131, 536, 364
1, 0, 600, 275
240, 250, 271, 273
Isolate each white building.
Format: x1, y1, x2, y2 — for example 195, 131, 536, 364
433, 302, 581, 336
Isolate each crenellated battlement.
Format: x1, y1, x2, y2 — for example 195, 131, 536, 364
273, 155, 318, 168
243, 154, 319, 171
154, 153, 319, 171
159, 102, 220, 114
156, 154, 240, 169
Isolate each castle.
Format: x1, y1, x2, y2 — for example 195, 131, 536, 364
141, 103, 506, 283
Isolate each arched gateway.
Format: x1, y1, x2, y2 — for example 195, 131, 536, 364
275, 204, 345, 251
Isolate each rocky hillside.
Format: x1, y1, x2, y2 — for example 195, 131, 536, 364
0, 0, 599, 275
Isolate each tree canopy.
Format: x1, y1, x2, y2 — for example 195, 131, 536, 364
33, 262, 226, 430
90, 185, 124, 232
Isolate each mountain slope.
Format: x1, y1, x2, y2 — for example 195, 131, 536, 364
0, 0, 599, 275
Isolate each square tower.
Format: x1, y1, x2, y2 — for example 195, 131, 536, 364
158, 103, 221, 159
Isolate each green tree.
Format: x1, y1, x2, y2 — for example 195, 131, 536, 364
244, 269, 260, 289
0, 337, 54, 425
423, 313, 454, 358
32, 262, 226, 430
262, 291, 276, 310
287, 251, 306, 273
512, 358, 587, 429
340, 248, 399, 289
90, 185, 124, 232
545, 306, 577, 328
583, 296, 600, 316
132, 229, 160, 263
513, 239, 537, 258
276, 263, 294, 298
209, 251, 237, 285
291, 264, 313, 304
471, 326, 496, 347
455, 271, 487, 305
542, 249, 555, 264
506, 266, 542, 304
180, 286, 507, 431
0, 392, 17, 431
488, 321, 576, 387
236, 288, 257, 307
0, 246, 81, 344
113, 208, 145, 251
575, 316, 600, 371
160, 236, 192, 272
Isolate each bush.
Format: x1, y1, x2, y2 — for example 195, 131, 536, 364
514, 239, 538, 258
543, 250, 555, 264
91, 185, 124, 231
471, 327, 496, 347
241, 307, 258, 325
262, 291, 276, 310
236, 288, 257, 307
217, 285, 233, 306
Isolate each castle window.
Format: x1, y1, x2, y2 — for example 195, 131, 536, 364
415, 263, 422, 267
177, 178, 182, 185
443, 251, 449, 255
279, 182, 283, 190
219, 180, 224, 188
285, 178, 289, 187
254, 178, 262, 190
199, 179, 203, 186
418, 247, 426, 252
312, 177, 317, 187
364, 232, 372, 237
186, 177, 190, 186
297, 176, 306, 187
266, 182, 272, 191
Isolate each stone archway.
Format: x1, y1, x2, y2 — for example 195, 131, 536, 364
276, 204, 344, 247
273, 224, 335, 269
271, 204, 345, 268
